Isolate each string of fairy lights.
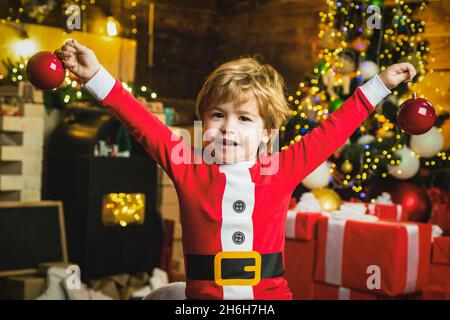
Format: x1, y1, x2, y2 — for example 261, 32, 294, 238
282, 0, 448, 202
0, 0, 157, 104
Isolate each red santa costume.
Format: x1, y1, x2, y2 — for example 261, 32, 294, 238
83, 66, 391, 300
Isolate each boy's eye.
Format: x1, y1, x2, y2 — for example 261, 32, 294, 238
212, 112, 224, 118
240, 116, 252, 122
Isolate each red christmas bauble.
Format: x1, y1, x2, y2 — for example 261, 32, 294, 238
397, 95, 436, 135
388, 182, 432, 222
26, 51, 66, 90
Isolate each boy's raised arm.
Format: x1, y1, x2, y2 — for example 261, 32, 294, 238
278, 62, 416, 191
58, 40, 190, 184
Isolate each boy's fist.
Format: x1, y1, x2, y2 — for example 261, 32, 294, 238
378, 62, 417, 90
57, 39, 100, 83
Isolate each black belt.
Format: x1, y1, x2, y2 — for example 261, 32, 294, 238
186, 252, 284, 286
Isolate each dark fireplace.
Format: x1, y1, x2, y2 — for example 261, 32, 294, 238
44, 105, 163, 281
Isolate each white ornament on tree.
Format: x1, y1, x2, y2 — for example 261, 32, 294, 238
357, 134, 375, 145
358, 60, 379, 80
387, 146, 420, 180
301, 161, 331, 189
410, 126, 444, 158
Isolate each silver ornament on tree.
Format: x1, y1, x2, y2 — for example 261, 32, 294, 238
410, 126, 444, 158
387, 146, 420, 180
302, 161, 331, 189
358, 60, 379, 81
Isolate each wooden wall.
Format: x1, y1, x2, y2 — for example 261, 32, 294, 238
214, 0, 325, 95
140, 0, 325, 102
135, 0, 218, 101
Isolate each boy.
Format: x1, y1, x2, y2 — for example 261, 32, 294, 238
58, 39, 415, 300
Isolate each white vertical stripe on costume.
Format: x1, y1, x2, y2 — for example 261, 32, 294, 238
219, 161, 256, 300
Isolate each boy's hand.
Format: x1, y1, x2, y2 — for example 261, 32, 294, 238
378, 62, 417, 90
57, 39, 100, 83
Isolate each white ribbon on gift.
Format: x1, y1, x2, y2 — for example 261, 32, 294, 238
296, 192, 322, 212
324, 209, 421, 294
286, 192, 323, 239
375, 192, 393, 204
285, 210, 297, 239
338, 287, 351, 300
338, 202, 367, 216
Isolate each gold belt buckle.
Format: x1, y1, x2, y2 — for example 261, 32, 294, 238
214, 251, 262, 286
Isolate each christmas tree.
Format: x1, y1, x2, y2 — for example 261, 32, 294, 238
283, 0, 449, 204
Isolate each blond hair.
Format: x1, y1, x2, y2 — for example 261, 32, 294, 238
195, 57, 292, 154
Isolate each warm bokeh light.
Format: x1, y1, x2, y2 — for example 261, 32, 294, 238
102, 193, 146, 227
106, 16, 119, 37
12, 39, 36, 58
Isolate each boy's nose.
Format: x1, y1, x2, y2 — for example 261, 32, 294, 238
220, 117, 239, 133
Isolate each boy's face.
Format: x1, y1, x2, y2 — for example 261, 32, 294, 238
202, 98, 271, 164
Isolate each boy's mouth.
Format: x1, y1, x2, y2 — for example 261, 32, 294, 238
214, 138, 238, 148
221, 138, 238, 146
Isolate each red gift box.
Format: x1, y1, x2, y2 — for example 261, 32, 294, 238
314, 215, 432, 297
313, 282, 421, 300
284, 239, 316, 300
422, 285, 450, 300
430, 204, 450, 234
367, 203, 406, 221
432, 237, 450, 265
286, 210, 322, 241
314, 283, 376, 300
429, 264, 450, 286
426, 187, 450, 204
342, 201, 406, 221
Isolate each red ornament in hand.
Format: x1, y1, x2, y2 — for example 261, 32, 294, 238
26, 51, 66, 90
397, 93, 436, 135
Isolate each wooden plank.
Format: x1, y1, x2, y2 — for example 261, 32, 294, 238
0, 82, 43, 103
0, 132, 44, 147
0, 190, 43, 202
0, 175, 40, 192
0, 175, 23, 191
0, 191, 20, 201
22, 132, 44, 147
160, 203, 180, 223
0, 146, 43, 161
172, 239, 185, 274
158, 165, 175, 186
22, 175, 41, 191
21, 160, 43, 175
174, 222, 182, 241
161, 185, 179, 206
0, 161, 21, 175
0, 116, 44, 132
0, 160, 42, 175
21, 103, 45, 117
20, 191, 41, 202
